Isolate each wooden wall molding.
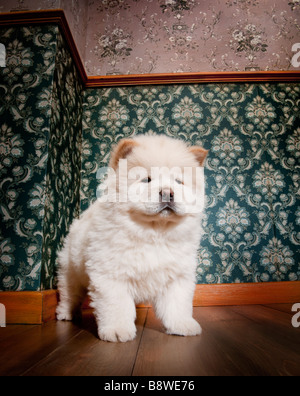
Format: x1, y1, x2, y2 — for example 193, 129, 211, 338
1, 10, 300, 88
86, 71, 300, 87
0, 282, 299, 324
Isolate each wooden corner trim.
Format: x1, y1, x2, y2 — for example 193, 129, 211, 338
42, 290, 58, 323
0, 8, 65, 25
0, 9, 88, 85
1, 10, 300, 87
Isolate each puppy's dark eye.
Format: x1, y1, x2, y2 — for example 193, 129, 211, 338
141, 177, 151, 183
175, 179, 184, 185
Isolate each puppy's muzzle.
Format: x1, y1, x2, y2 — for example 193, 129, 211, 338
159, 188, 174, 203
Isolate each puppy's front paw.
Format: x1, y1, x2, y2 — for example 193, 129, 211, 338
98, 324, 137, 343
56, 305, 73, 321
166, 318, 202, 337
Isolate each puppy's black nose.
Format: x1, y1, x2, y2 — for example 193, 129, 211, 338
160, 188, 174, 203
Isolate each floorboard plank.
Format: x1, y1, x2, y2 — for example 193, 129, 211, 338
133, 306, 300, 376
133, 307, 248, 376
0, 305, 299, 376
201, 305, 300, 376
0, 325, 37, 343
263, 303, 295, 314
0, 321, 81, 376
228, 305, 300, 376
23, 308, 148, 376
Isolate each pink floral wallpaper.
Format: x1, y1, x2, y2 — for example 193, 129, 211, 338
0, 0, 299, 75
84, 0, 300, 75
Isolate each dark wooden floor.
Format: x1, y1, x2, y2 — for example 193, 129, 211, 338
0, 304, 299, 376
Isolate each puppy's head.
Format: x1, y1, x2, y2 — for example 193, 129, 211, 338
108, 135, 208, 223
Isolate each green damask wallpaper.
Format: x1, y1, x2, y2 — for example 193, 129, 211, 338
81, 84, 300, 284
0, 25, 83, 291
0, 23, 299, 291
41, 30, 83, 290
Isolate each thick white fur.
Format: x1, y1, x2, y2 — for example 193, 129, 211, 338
56, 135, 207, 342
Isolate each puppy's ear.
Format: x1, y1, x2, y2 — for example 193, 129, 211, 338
109, 139, 139, 170
189, 146, 209, 167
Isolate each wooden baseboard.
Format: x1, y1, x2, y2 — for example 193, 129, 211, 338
193, 282, 300, 307
0, 281, 299, 324
0, 290, 58, 324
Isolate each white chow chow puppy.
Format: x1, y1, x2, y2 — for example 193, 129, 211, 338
56, 134, 208, 342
